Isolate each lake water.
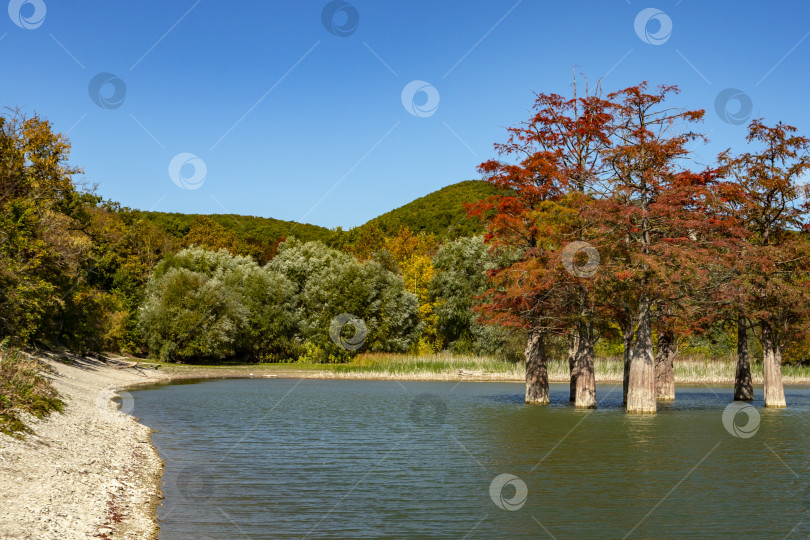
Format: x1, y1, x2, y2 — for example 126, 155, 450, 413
130, 379, 810, 539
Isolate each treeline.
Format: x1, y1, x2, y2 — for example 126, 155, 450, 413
356, 180, 501, 239
0, 109, 513, 360
132, 180, 498, 264
132, 212, 332, 264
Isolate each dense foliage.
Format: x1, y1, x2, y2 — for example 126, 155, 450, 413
134, 212, 331, 264
134, 181, 499, 264
0, 111, 175, 351
430, 236, 517, 358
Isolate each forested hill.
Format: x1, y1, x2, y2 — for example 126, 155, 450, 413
134, 180, 500, 246
355, 180, 501, 240
132, 211, 333, 244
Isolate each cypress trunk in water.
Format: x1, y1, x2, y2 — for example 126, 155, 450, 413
525, 331, 549, 404
734, 315, 754, 401
761, 322, 786, 408
654, 331, 676, 401
568, 332, 579, 402
622, 325, 633, 405
626, 296, 657, 414
574, 329, 597, 408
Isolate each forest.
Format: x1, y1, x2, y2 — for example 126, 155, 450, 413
1, 81, 809, 413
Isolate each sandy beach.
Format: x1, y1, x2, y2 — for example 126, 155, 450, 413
0, 354, 168, 540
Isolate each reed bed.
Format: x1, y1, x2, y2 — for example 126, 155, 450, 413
306, 352, 810, 384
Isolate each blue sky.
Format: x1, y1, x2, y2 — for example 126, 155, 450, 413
2, 0, 809, 228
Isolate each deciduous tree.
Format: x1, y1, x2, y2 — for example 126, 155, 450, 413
718, 120, 810, 407
473, 78, 615, 407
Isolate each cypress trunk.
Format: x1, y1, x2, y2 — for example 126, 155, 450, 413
525, 331, 549, 404
622, 324, 634, 405
734, 315, 754, 401
654, 331, 676, 401
626, 296, 657, 414
574, 325, 597, 408
761, 322, 786, 408
568, 332, 579, 402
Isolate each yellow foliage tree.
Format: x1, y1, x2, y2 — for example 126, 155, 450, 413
182, 216, 243, 255
383, 227, 437, 266
401, 253, 440, 353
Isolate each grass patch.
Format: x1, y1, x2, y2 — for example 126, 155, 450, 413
150, 352, 810, 384
335, 352, 524, 376
0, 347, 64, 437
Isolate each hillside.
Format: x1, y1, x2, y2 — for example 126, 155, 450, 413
131, 211, 334, 244
135, 180, 500, 245
355, 180, 500, 240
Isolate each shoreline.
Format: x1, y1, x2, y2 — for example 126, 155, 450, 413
2, 355, 808, 539
0, 353, 169, 540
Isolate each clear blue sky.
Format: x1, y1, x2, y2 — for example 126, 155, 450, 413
2, 0, 808, 228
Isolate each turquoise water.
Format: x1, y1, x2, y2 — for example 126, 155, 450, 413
130, 379, 810, 539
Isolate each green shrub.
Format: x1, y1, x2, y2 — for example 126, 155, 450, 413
0, 346, 63, 437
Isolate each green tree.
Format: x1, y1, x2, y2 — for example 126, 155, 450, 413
430, 236, 514, 356
227, 262, 298, 362
139, 248, 252, 361
269, 239, 421, 361
182, 216, 244, 255
0, 110, 85, 343
139, 247, 303, 362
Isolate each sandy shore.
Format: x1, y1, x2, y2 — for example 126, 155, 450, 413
0, 354, 169, 540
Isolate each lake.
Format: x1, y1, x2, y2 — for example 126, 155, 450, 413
130, 379, 810, 539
